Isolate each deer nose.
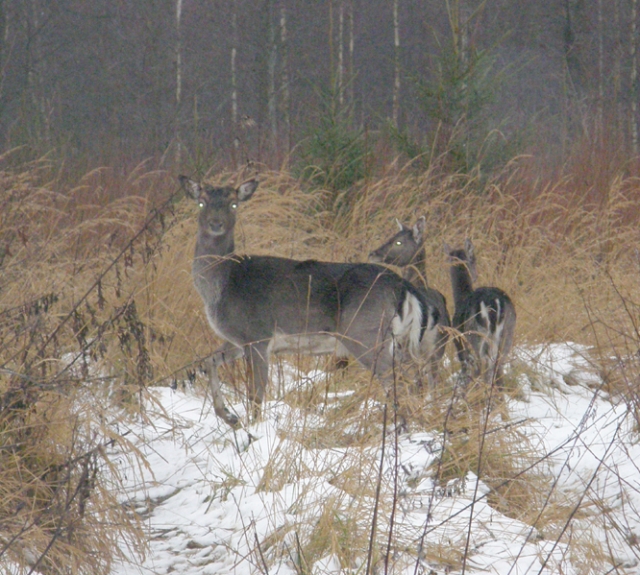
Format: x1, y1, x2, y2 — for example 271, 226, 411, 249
368, 250, 382, 263
207, 221, 225, 235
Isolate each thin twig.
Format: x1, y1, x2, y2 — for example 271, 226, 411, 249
255, 530, 270, 575
384, 351, 400, 575
366, 402, 388, 575
28, 187, 181, 365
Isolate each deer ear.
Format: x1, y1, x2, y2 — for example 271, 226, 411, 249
179, 175, 201, 200
395, 218, 404, 232
237, 179, 259, 202
464, 238, 475, 258
412, 216, 426, 243
464, 239, 478, 280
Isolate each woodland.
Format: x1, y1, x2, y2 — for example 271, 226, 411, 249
1, 1, 640, 574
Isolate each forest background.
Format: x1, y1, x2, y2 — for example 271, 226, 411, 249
1, 0, 638, 179
2, 1, 640, 574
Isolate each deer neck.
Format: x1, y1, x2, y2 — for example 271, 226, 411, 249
192, 228, 236, 307
403, 247, 428, 287
449, 264, 474, 307
194, 226, 235, 259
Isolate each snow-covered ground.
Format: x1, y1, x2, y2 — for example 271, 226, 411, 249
110, 344, 640, 575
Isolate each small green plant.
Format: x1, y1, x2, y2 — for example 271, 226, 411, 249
403, 0, 523, 179
416, 44, 512, 175
295, 90, 371, 214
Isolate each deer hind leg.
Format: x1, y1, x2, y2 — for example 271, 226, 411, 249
484, 332, 502, 388
422, 322, 448, 390
481, 331, 507, 390
482, 341, 510, 420
493, 360, 506, 389
425, 352, 440, 389
338, 325, 399, 389
205, 342, 245, 428
244, 341, 270, 421
453, 331, 475, 388
494, 314, 515, 390
414, 340, 436, 391
471, 329, 505, 387
341, 333, 412, 432
433, 325, 449, 382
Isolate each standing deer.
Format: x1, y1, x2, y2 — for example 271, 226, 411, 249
445, 239, 516, 388
181, 176, 432, 428
369, 216, 450, 387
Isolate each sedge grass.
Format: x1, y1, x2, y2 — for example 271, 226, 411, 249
1, 152, 639, 573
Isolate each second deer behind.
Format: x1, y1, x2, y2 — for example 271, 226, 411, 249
369, 216, 450, 387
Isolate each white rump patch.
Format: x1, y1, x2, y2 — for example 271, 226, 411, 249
391, 292, 424, 359
479, 298, 505, 362
419, 306, 439, 357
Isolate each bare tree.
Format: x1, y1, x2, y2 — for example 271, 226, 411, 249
26, 0, 50, 145
614, 0, 624, 146
0, 1, 6, 104
338, 0, 345, 108
280, 4, 290, 156
392, 0, 400, 127
631, 0, 638, 155
175, 0, 183, 163
0, 0, 631, 169
597, 0, 604, 139
348, 0, 355, 109
231, 0, 239, 157
267, 0, 278, 145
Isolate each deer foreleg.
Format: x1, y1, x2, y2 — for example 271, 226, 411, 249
205, 343, 245, 428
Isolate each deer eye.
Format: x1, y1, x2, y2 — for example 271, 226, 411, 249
395, 240, 402, 246
198, 200, 205, 209
230, 202, 238, 210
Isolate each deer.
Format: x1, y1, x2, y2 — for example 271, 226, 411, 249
180, 175, 434, 428
444, 239, 516, 389
368, 216, 450, 387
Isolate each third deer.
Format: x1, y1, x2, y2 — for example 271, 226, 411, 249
445, 239, 516, 389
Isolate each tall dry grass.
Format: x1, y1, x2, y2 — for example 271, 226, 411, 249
1, 148, 639, 573
0, 154, 182, 574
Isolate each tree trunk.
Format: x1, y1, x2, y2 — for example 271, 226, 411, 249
267, 0, 278, 146
614, 0, 624, 147
175, 0, 183, 164
328, 0, 334, 114
0, 1, 5, 100
27, 0, 47, 144
631, 0, 638, 155
231, 0, 239, 156
280, 6, 290, 157
447, 0, 461, 58
338, 0, 345, 108
392, 0, 400, 127
348, 0, 355, 109
597, 0, 604, 140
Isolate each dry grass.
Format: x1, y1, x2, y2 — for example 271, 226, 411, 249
1, 149, 639, 573
0, 155, 177, 574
